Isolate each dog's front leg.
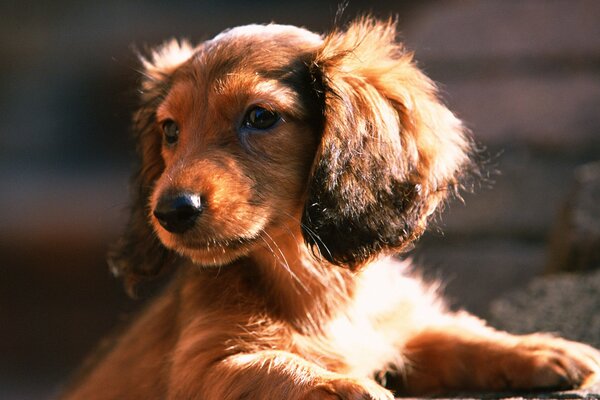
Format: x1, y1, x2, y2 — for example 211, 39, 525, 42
169, 350, 393, 400
400, 313, 600, 396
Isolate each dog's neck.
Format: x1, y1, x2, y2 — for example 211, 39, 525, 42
247, 231, 356, 332
179, 227, 356, 333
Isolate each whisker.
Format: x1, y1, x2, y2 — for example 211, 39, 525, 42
270, 211, 350, 296
261, 230, 311, 295
276, 210, 333, 262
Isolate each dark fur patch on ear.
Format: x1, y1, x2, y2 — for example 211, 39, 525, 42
303, 175, 423, 267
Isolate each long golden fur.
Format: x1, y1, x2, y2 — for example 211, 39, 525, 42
63, 18, 600, 399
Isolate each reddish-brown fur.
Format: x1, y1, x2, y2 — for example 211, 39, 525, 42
62, 18, 600, 399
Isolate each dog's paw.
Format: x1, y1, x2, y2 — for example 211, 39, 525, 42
304, 377, 394, 400
500, 335, 600, 391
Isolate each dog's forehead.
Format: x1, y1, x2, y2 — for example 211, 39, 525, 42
211, 24, 323, 47
171, 23, 322, 94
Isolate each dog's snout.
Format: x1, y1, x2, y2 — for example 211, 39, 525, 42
153, 193, 203, 234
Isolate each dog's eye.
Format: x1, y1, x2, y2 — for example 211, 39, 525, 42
242, 107, 280, 130
162, 119, 180, 145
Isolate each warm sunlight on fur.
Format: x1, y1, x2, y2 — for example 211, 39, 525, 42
62, 18, 600, 399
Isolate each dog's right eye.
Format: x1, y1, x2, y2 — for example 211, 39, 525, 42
242, 107, 281, 131
162, 120, 180, 145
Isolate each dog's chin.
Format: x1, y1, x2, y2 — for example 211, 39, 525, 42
156, 229, 262, 267
182, 246, 251, 267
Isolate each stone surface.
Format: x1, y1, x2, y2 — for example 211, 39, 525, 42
546, 161, 600, 273
427, 382, 600, 399
483, 269, 600, 399
490, 269, 600, 349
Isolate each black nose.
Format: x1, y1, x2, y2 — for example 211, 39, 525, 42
153, 193, 203, 234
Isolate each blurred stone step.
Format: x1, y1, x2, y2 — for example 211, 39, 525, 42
402, 0, 600, 149
436, 148, 586, 238
442, 75, 600, 149
405, 0, 600, 61
413, 238, 546, 317
0, 168, 128, 242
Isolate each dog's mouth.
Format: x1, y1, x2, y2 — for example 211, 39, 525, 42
165, 229, 266, 261
166, 232, 266, 266
184, 234, 262, 251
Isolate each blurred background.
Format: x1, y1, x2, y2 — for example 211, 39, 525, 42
2, 1, 599, 398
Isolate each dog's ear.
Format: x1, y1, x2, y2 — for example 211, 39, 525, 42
108, 40, 194, 293
302, 18, 472, 269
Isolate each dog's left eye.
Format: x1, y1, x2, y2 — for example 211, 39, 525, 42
242, 107, 280, 130
162, 119, 180, 145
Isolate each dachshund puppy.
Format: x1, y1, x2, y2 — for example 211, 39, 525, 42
63, 18, 600, 399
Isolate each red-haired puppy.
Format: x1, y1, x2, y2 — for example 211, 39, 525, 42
62, 19, 600, 399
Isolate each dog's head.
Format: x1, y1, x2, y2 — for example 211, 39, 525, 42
109, 18, 472, 288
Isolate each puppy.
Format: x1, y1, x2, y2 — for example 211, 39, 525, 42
62, 18, 600, 399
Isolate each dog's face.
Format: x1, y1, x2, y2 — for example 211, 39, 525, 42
109, 20, 472, 285
147, 26, 323, 266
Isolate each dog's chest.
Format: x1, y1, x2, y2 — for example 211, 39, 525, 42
316, 258, 438, 377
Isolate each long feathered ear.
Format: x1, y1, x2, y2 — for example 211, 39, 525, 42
302, 18, 473, 268
108, 40, 194, 293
